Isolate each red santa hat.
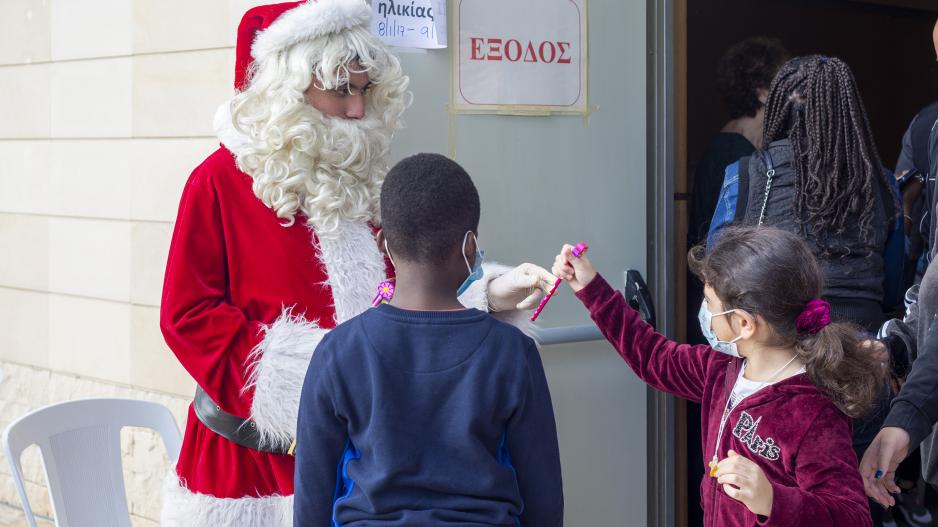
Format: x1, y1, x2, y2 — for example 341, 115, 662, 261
234, 0, 372, 90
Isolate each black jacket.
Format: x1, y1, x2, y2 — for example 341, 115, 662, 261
883, 121, 938, 446
884, 319, 938, 447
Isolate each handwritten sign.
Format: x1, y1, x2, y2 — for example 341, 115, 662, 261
372, 0, 447, 49
454, 0, 588, 113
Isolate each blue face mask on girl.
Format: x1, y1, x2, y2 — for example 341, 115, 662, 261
457, 231, 484, 297
698, 299, 742, 357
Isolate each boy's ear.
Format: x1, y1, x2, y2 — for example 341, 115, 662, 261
457, 231, 478, 268
377, 229, 393, 264
464, 231, 477, 257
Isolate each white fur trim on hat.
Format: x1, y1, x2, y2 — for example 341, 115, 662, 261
252, 0, 372, 61
243, 308, 329, 450
161, 472, 293, 527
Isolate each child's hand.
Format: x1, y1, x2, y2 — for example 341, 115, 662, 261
715, 450, 773, 517
551, 244, 597, 292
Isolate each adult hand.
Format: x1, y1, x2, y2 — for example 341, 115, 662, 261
487, 263, 557, 311
715, 450, 774, 517
860, 427, 910, 507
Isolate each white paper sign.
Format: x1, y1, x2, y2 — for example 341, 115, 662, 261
372, 0, 447, 49
454, 0, 587, 113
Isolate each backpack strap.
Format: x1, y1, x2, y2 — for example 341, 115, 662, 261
883, 174, 897, 227
755, 149, 776, 226
733, 156, 751, 223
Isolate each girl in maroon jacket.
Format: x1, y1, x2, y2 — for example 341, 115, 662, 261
553, 226, 881, 527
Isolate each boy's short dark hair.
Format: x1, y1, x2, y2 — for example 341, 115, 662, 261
716, 37, 790, 119
380, 153, 480, 262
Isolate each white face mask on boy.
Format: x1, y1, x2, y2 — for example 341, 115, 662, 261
698, 299, 742, 357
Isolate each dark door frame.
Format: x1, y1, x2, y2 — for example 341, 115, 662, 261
647, 0, 683, 526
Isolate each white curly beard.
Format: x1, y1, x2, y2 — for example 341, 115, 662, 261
234, 104, 392, 239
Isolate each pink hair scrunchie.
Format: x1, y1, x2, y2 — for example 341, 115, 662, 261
796, 299, 831, 334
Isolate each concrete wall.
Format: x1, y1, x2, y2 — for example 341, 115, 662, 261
0, 1, 272, 523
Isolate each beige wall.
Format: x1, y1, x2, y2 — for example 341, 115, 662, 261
0, 0, 282, 394
0, 1, 271, 524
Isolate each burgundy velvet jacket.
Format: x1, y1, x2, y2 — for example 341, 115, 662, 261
576, 274, 871, 527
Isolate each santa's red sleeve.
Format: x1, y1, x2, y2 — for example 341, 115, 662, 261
159, 166, 263, 417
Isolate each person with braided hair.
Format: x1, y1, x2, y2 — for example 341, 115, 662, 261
708, 55, 901, 327
706, 54, 905, 526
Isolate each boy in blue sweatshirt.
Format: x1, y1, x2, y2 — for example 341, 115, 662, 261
293, 153, 564, 526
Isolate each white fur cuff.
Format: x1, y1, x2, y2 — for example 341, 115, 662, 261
161, 473, 293, 527
458, 262, 533, 335
457, 261, 511, 312
244, 308, 328, 450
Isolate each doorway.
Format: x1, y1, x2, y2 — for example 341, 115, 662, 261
679, 2, 938, 526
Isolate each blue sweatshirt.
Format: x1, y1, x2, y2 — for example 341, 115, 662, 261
294, 304, 564, 526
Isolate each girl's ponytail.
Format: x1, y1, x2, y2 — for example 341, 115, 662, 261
796, 321, 883, 418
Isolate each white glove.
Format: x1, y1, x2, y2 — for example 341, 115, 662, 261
487, 263, 557, 312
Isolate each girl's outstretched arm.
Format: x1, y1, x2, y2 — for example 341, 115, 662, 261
554, 245, 716, 402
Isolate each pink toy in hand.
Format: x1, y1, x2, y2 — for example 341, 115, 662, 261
530, 242, 589, 322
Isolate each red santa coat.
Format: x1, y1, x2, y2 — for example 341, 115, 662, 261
159, 128, 519, 525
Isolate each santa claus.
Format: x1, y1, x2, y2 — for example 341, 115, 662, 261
159, 1, 555, 525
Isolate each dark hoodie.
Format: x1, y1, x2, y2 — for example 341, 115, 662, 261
576, 275, 872, 527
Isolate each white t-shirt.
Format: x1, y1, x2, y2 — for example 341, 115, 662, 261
727, 362, 806, 410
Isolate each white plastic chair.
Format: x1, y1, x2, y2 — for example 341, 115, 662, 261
2, 398, 183, 527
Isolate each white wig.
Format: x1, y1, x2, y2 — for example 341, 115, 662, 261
230, 25, 409, 238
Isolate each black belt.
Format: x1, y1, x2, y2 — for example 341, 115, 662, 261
192, 386, 293, 455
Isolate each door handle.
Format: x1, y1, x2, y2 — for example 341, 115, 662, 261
625, 269, 656, 329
